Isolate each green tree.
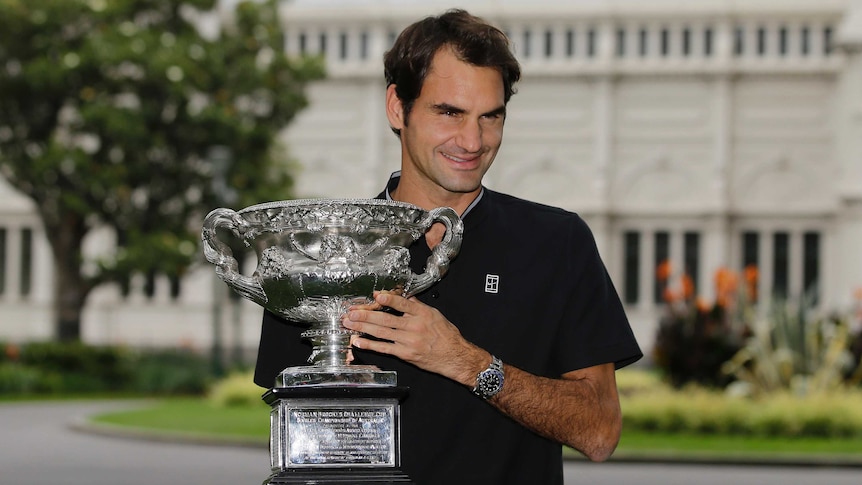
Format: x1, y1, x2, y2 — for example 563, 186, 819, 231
0, 0, 324, 340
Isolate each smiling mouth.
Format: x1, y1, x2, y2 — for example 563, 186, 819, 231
442, 152, 480, 164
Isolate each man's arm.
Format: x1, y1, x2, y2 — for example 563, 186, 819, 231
342, 292, 623, 462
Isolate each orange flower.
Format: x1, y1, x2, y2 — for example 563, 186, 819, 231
5, 343, 20, 361
656, 260, 672, 281
663, 287, 678, 303
744, 265, 759, 301
681, 274, 695, 300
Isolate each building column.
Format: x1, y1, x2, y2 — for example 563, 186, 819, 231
834, 1, 862, 308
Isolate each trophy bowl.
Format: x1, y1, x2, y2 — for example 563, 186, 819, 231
201, 198, 464, 387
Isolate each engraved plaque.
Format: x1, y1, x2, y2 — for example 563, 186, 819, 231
286, 402, 396, 467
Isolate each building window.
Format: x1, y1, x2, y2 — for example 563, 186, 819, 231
704, 27, 714, 56
660, 28, 670, 56
339, 32, 348, 60
734, 26, 744, 55
638, 28, 648, 57
522, 29, 532, 57
804, 232, 820, 303
319, 32, 327, 55
801, 26, 810, 55
587, 28, 596, 57
684, 232, 700, 296
654, 231, 670, 303
682, 28, 692, 56
757, 26, 767, 56
0, 228, 6, 295
623, 231, 640, 304
616, 28, 626, 57
779, 26, 788, 56
772, 232, 790, 299
20, 228, 32, 298
544, 29, 553, 57
823, 27, 833, 54
359, 31, 369, 59
565, 28, 575, 57
298, 32, 307, 55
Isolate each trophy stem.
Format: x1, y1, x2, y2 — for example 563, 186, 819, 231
302, 315, 355, 367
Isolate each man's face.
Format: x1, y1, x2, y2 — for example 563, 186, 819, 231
387, 47, 506, 204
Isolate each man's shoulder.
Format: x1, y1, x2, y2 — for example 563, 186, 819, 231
484, 189, 586, 228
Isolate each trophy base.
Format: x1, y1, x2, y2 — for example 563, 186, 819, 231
277, 365, 397, 387
264, 387, 412, 485
264, 468, 413, 484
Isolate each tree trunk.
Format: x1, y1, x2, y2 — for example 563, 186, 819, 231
47, 210, 91, 342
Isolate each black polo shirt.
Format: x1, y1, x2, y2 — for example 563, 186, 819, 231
255, 175, 642, 485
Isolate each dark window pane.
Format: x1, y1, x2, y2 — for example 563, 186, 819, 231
654, 231, 670, 303
743, 231, 759, 268
339, 32, 348, 59
616, 28, 626, 57
660, 28, 670, 56
704, 28, 714, 56
0, 228, 6, 295
639, 28, 648, 56
772, 232, 790, 299
684, 232, 700, 297
779, 26, 788, 55
682, 28, 691, 56
587, 28, 596, 57
801, 26, 810, 55
20, 228, 32, 297
623, 231, 640, 304
565, 29, 575, 57
804, 232, 820, 304
757, 26, 767, 55
545, 30, 554, 57
734, 26, 744, 55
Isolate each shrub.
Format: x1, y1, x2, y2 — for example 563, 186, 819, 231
652, 266, 752, 388
722, 300, 862, 397
12, 341, 134, 393
130, 348, 212, 395
620, 369, 862, 438
208, 370, 266, 407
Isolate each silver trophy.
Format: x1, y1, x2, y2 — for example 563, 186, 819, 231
201, 198, 463, 483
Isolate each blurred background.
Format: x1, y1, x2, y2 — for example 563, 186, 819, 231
1, 0, 862, 453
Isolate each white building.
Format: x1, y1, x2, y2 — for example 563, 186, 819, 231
2, 0, 861, 360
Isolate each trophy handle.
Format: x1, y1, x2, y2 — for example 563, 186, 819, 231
404, 206, 464, 297
201, 208, 268, 305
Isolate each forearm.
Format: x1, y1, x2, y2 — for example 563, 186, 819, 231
484, 362, 622, 461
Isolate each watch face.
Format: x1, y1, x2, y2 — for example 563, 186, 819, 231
479, 369, 504, 398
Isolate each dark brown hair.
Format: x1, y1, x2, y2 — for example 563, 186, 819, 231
383, 9, 521, 136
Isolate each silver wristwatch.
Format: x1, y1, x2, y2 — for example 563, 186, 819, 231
472, 355, 505, 400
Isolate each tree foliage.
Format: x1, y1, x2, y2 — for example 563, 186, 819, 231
0, 0, 324, 339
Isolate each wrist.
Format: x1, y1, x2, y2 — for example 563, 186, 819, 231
472, 354, 505, 400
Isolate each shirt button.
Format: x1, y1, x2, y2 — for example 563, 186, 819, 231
431, 291, 440, 299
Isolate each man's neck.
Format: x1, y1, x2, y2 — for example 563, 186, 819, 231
389, 176, 481, 216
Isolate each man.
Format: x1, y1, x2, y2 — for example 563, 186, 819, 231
255, 9, 642, 484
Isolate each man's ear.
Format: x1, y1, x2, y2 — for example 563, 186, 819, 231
385, 84, 405, 131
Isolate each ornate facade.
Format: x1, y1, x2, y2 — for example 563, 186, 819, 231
2, 0, 861, 357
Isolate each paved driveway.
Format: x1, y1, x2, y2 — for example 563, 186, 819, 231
1, 400, 859, 485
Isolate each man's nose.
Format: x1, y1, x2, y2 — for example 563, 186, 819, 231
456, 119, 482, 153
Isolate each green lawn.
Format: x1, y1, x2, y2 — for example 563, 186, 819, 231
91, 398, 862, 463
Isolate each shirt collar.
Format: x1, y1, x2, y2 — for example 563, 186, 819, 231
383, 171, 483, 219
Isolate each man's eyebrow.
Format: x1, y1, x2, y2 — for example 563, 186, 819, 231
431, 103, 507, 118
483, 105, 507, 118
431, 103, 465, 114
